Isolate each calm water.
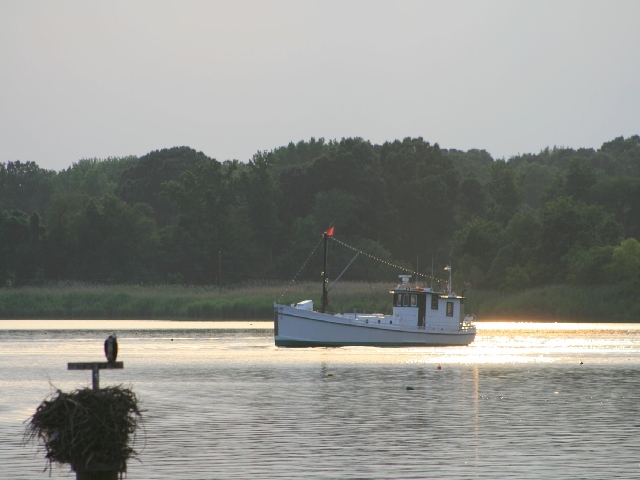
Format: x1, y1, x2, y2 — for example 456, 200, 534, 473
1, 321, 640, 479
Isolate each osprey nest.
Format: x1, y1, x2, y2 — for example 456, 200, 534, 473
24, 386, 142, 473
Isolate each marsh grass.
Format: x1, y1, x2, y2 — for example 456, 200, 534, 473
466, 284, 640, 322
0, 281, 394, 320
0, 282, 636, 321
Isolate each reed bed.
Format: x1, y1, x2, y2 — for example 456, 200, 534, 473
0, 281, 394, 320
466, 284, 640, 322
1, 282, 635, 321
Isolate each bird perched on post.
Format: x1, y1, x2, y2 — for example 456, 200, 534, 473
104, 333, 118, 363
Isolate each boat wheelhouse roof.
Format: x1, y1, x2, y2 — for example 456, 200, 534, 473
389, 287, 465, 299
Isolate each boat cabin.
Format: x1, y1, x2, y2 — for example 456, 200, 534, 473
390, 275, 465, 330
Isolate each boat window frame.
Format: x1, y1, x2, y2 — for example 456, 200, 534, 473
431, 294, 439, 310
410, 294, 417, 307
403, 294, 410, 306
446, 301, 454, 317
396, 293, 403, 306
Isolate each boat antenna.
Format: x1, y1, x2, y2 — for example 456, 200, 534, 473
416, 254, 419, 287
430, 255, 434, 290
444, 262, 452, 295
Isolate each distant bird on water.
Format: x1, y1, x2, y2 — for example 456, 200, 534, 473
105, 333, 118, 363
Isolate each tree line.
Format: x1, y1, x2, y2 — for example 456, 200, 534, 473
1, 135, 639, 293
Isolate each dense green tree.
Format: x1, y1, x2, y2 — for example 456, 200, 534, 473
0, 210, 28, 286
564, 158, 597, 203
268, 137, 331, 179
42, 192, 90, 281
536, 197, 622, 283
486, 160, 524, 224
42, 193, 159, 283
0, 210, 45, 286
541, 157, 602, 206
605, 238, 640, 289
54, 156, 136, 198
600, 136, 640, 178
0, 161, 56, 221
458, 175, 486, 221
487, 212, 542, 290
2, 134, 640, 292
591, 177, 640, 240
313, 138, 391, 240
311, 189, 359, 235
278, 138, 392, 248
161, 159, 257, 284
379, 138, 459, 261
444, 148, 493, 184
73, 195, 159, 283
451, 218, 502, 287
270, 215, 322, 280
241, 152, 281, 268
24, 212, 46, 284
566, 245, 614, 285
116, 147, 213, 227
518, 162, 557, 210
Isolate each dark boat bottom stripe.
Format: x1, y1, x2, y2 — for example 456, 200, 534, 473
275, 339, 474, 347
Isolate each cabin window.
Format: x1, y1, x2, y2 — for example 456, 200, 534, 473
410, 294, 417, 307
446, 302, 454, 317
403, 294, 409, 306
431, 294, 439, 310
396, 294, 403, 306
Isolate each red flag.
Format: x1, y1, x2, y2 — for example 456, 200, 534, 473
325, 226, 335, 237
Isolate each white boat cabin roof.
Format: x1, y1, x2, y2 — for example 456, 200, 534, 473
390, 275, 463, 299
389, 287, 464, 300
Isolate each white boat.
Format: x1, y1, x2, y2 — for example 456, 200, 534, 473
274, 231, 476, 347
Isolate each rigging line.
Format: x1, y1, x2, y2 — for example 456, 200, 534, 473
358, 251, 377, 313
327, 251, 359, 292
329, 236, 447, 285
223, 271, 296, 280
278, 237, 323, 303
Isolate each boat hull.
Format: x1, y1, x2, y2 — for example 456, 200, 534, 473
274, 304, 476, 347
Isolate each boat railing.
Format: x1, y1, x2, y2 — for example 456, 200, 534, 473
460, 314, 476, 331
337, 309, 386, 320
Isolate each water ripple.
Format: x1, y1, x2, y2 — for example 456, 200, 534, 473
1, 322, 640, 478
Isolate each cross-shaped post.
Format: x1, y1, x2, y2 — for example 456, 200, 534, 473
67, 362, 124, 390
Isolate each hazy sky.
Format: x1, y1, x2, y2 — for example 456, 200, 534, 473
1, 0, 639, 171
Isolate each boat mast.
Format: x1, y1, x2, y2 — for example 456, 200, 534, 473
321, 231, 328, 313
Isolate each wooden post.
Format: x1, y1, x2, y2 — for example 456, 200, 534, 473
68, 362, 124, 391
75, 470, 118, 480
92, 365, 99, 390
